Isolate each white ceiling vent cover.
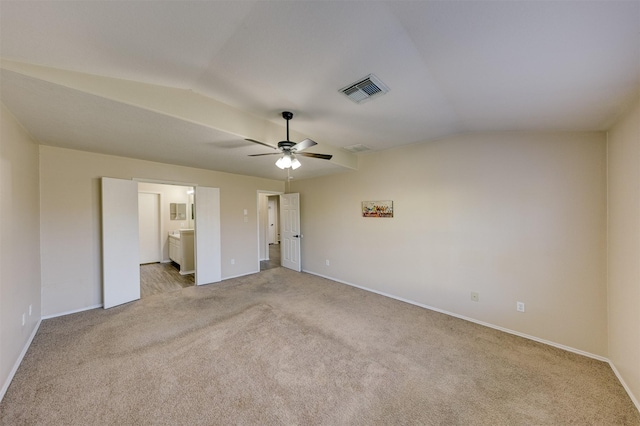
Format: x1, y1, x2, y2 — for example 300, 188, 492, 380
344, 144, 372, 153
340, 74, 389, 104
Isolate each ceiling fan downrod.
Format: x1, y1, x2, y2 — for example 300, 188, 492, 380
282, 111, 293, 142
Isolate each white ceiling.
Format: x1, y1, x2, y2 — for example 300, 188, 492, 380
1, 1, 638, 180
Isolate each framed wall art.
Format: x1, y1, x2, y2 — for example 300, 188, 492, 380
361, 200, 393, 218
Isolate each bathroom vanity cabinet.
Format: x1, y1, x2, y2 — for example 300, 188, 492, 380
169, 229, 195, 275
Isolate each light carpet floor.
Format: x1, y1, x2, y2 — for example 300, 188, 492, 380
1, 268, 638, 425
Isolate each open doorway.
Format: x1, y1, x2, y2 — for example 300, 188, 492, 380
102, 177, 221, 309
137, 182, 195, 298
258, 191, 283, 271
261, 195, 281, 271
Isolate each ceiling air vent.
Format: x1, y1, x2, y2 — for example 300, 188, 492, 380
344, 144, 372, 153
339, 74, 389, 104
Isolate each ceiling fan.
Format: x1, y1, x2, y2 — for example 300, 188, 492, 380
246, 111, 332, 169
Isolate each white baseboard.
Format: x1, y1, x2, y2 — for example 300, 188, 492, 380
303, 270, 640, 408
195, 270, 260, 286
0, 319, 41, 402
42, 303, 103, 320
304, 269, 609, 362
6, 271, 637, 413
609, 360, 640, 413
350, 268, 640, 409
222, 270, 260, 281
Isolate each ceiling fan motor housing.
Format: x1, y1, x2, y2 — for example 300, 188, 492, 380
277, 141, 296, 151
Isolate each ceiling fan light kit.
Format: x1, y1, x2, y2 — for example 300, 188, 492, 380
246, 111, 332, 170
291, 156, 301, 169
275, 155, 289, 169
275, 153, 301, 170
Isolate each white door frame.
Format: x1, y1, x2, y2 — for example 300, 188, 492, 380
257, 190, 283, 270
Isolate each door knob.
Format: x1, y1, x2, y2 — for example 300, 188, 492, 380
293, 234, 300, 238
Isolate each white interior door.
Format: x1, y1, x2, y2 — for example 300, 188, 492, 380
138, 192, 160, 264
280, 193, 301, 272
102, 177, 140, 308
195, 186, 221, 285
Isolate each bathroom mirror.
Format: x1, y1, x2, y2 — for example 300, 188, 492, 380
170, 203, 187, 220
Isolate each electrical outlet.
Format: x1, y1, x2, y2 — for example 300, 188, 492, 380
231, 259, 235, 265
517, 302, 525, 312
325, 259, 330, 266
471, 292, 479, 302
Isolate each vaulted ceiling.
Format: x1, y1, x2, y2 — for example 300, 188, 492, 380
1, 1, 638, 180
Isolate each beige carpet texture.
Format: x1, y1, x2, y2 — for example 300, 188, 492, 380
1, 268, 638, 425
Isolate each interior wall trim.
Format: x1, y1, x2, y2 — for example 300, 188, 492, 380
42, 304, 103, 320
303, 268, 638, 410
609, 359, 640, 413
0, 319, 41, 402
223, 270, 260, 281
303, 270, 608, 360
6, 275, 638, 413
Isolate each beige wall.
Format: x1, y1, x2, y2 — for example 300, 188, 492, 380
39, 146, 283, 317
607, 98, 640, 406
292, 132, 608, 356
0, 104, 41, 397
